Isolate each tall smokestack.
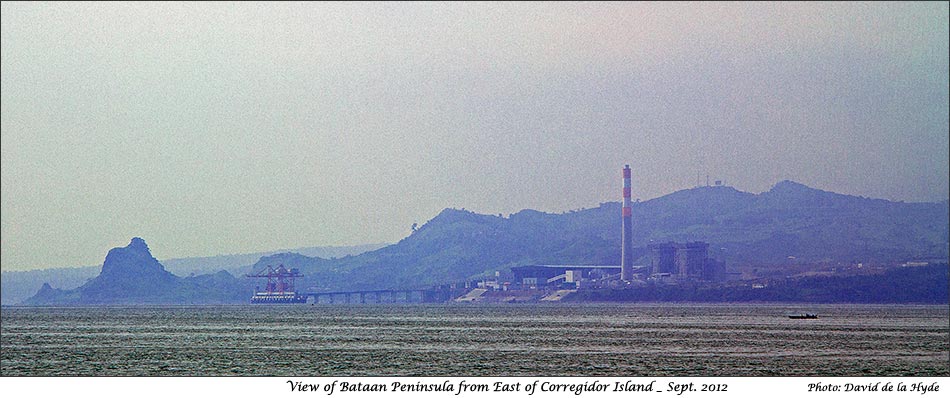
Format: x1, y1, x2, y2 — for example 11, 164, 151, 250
621, 164, 634, 281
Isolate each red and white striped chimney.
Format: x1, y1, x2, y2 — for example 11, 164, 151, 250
621, 164, 634, 281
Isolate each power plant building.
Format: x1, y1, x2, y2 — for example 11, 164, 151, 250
649, 241, 725, 281
506, 165, 725, 291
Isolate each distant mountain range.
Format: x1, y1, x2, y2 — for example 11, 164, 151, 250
18, 181, 949, 305
1, 243, 385, 305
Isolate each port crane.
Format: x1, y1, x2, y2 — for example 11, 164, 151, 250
245, 264, 306, 303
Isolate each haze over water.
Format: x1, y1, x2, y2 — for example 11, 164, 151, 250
2, 304, 947, 376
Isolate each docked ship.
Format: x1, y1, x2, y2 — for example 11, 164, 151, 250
249, 291, 308, 304
246, 264, 308, 304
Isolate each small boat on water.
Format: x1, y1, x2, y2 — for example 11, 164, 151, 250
788, 313, 818, 319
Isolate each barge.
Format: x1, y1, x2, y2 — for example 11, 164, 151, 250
250, 291, 308, 304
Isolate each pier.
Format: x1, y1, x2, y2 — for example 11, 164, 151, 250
303, 288, 464, 304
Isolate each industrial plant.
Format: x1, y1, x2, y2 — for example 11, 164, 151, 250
246, 164, 728, 304
456, 164, 729, 302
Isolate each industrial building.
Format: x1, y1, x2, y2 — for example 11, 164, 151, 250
510, 265, 623, 288
501, 165, 726, 291
506, 240, 724, 290
648, 241, 726, 281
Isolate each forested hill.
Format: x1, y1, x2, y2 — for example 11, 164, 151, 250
251, 181, 948, 293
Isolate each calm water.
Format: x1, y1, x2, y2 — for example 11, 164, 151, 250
1, 303, 947, 376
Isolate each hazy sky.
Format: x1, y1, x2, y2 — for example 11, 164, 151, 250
2, 2, 948, 271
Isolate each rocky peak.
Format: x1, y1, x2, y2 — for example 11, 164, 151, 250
99, 237, 170, 280
128, 236, 149, 251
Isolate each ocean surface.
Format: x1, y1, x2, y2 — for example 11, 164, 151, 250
1, 303, 947, 376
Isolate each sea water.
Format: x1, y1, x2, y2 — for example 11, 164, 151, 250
1, 303, 947, 376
